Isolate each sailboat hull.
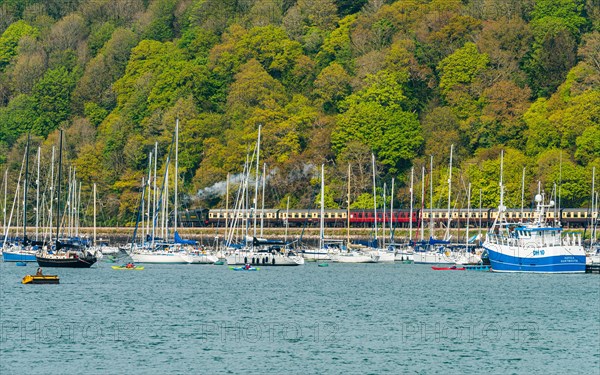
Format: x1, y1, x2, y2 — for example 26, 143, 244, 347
302, 250, 332, 261
413, 251, 455, 264
369, 250, 394, 262
332, 253, 380, 263
187, 253, 219, 264
36, 253, 97, 268
3, 250, 37, 262
227, 252, 304, 266
130, 251, 191, 264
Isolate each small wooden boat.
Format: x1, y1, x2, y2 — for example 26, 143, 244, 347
111, 265, 144, 270
229, 266, 259, 271
214, 260, 225, 265
22, 274, 60, 284
431, 266, 465, 271
318, 263, 329, 267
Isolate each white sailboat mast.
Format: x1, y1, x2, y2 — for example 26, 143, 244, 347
420, 166, 425, 242
347, 163, 351, 248
253, 125, 261, 238
174, 118, 179, 239
320, 164, 325, 250
93, 183, 97, 246
285, 195, 290, 244
145, 152, 152, 243
152, 142, 158, 248
77, 181, 81, 238
261, 162, 266, 238
466, 182, 471, 252
225, 172, 230, 233
389, 177, 394, 244
49, 146, 55, 242
445, 145, 453, 241
592, 167, 596, 244
36, 146, 40, 241
409, 167, 414, 243
372, 154, 377, 246
382, 182, 386, 248
3, 169, 7, 235
429, 155, 433, 239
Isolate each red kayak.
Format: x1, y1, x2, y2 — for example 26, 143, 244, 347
431, 266, 466, 271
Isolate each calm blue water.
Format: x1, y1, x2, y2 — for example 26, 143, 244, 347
1, 262, 599, 374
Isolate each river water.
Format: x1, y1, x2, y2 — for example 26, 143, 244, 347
1, 262, 598, 374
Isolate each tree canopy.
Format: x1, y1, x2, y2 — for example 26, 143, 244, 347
0, 0, 598, 225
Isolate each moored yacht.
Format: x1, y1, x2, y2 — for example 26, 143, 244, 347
332, 250, 380, 263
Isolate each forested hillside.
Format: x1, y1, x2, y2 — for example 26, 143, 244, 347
0, 0, 598, 225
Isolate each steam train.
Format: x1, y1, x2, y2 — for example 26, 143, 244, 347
177, 207, 597, 229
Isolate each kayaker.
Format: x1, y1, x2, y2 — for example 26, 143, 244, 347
36, 267, 43, 276
244, 263, 250, 270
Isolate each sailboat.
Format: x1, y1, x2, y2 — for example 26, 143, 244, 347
129, 120, 197, 264
586, 167, 600, 264
2, 135, 37, 262
483, 151, 586, 273
172, 120, 216, 264
225, 126, 303, 266
390, 169, 414, 262
414, 147, 456, 265
35, 130, 97, 268
302, 164, 341, 261
358, 155, 389, 262
332, 161, 380, 264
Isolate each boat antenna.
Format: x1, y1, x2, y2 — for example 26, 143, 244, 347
491, 150, 505, 234
558, 151, 562, 227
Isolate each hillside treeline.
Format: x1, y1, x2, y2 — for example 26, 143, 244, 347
0, 0, 598, 225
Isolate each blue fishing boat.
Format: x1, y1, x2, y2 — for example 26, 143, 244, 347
483, 155, 585, 273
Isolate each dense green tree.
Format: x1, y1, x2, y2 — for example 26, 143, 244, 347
31, 66, 77, 136
575, 126, 600, 165
437, 42, 489, 123
0, 20, 37, 70
141, 0, 177, 42
0, 94, 37, 144
315, 14, 356, 70
313, 62, 352, 113
525, 0, 587, 97
332, 70, 422, 175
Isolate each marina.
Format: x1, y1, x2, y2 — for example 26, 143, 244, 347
0, 0, 599, 373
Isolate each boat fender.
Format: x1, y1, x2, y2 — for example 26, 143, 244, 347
272, 257, 275, 265
444, 251, 450, 257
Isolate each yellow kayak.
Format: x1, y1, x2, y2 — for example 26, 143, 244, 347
22, 275, 60, 284
111, 265, 144, 270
